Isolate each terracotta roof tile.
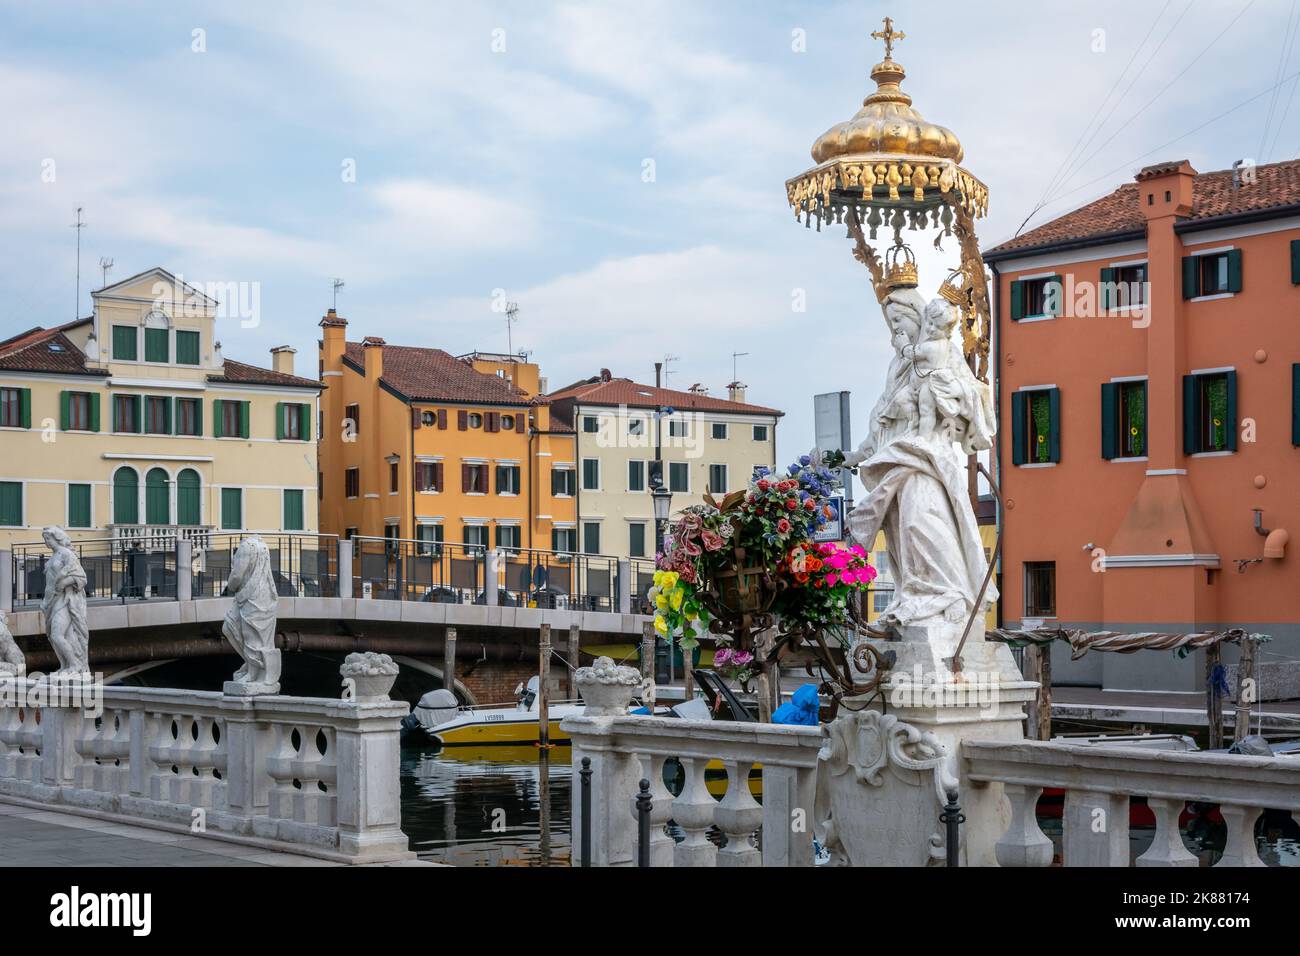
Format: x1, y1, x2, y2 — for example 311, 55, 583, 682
0, 327, 106, 376
985, 158, 1300, 259
545, 376, 783, 416
208, 358, 321, 390
343, 341, 534, 406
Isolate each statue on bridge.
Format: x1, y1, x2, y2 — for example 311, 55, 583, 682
0, 610, 24, 677
222, 536, 281, 696
41, 526, 90, 677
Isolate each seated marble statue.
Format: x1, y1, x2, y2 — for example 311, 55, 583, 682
41, 526, 90, 676
222, 536, 281, 695
0, 610, 24, 676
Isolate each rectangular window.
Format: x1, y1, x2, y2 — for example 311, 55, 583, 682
496, 524, 522, 551
221, 487, 243, 530
873, 589, 892, 614
668, 418, 688, 438
463, 463, 488, 494
628, 417, 644, 436
220, 400, 245, 438
1011, 388, 1060, 465
145, 396, 171, 435
283, 489, 304, 531
1101, 380, 1147, 459
345, 403, 360, 435
114, 395, 141, 434
496, 465, 521, 495
68, 483, 92, 528
582, 458, 600, 491
0, 481, 21, 526
752, 425, 768, 442
63, 392, 93, 431
175, 398, 201, 436
1024, 562, 1056, 618
345, 467, 360, 499
552, 468, 576, 496
463, 524, 489, 549
628, 522, 647, 558
552, 527, 577, 553
279, 403, 310, 440
1184, 371, 1236, 454
582, 521, 601, 555
668, 461, 689, 493
1200, 254, 1230, 295
628, 460, 646, 492
416, 523, 444, 556
1182, 249, 1242, 298
112, 325, 137, 361
1100, 263, 1148, 310
175, 329, 200, 365
0, 387, 30, 429
582, 416, 599, 433
711, 422, 728, 440
874, 551, 891, 579
415, 461, 442, 492
390, 460, 400, 493
708, 463, 728, 493
1021, 278, 1050, 317
144, 327, 169, 363
1010, 275, 1063, 320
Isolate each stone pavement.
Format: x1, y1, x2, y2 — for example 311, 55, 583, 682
0, 800, 343, 867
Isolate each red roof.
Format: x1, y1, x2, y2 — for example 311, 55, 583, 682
985, 158, 1300, 259
545, 376, 782, 416
209, 358, 320, 390
342, 341, 534, 406
0, 323, 106, 377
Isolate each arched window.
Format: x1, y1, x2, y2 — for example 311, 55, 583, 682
113, 467, 139, 525
145, 468, 170, 525
177, 469, 201, 526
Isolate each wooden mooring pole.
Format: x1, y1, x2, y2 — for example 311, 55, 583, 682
538, 623, 553, 750
1206, 643, 1225, 749
1233, 637, 1257, 743
567, 624, 581, 701
444, 626, 457, 698
640, 621, 656, 713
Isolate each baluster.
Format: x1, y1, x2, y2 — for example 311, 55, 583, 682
672, 756, 717, 867
631, 753, 675, 866
1215, 804, 1265, 867
714, 759, 762, 867
1136, 798, 1197, 867
1063, 789, 1130, 867
995, 784, 1053, 867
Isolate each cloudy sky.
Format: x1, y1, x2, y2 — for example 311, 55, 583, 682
2, 0, 1297, 463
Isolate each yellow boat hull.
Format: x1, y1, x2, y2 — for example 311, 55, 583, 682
435, 718, 570, 748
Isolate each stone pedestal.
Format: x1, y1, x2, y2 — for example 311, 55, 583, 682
818, 628, 1037, 866
223, 680, 281, 697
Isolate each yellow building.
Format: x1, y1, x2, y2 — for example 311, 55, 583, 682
863, 494, 1001, 629
0, 268, 321, 552
316, 315, 576, 552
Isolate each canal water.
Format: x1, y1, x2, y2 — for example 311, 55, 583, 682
400, 747, 1300, 867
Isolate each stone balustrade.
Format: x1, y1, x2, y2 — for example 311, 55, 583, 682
0, 679, 411, 863
964, 738, 1300, 867
562, 713, 823, 867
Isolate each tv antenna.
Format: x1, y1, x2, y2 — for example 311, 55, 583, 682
662, 353, 679, 388
71, 207, 86, 320
332, 278, 345, 310
99, 257, 114, 288
505, 301, 520, 355
731, 350, 750, 383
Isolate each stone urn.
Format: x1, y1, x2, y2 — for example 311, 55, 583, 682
340, 652, 400, 702
575, 656, 643, 716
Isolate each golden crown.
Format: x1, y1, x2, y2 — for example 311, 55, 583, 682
881, 243, 919, 291
937, 267, 970, 307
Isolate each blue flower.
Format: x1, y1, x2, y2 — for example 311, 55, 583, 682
799, 454, 811, 466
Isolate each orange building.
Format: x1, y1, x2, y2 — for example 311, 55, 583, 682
984, 159, 1300, 692
317, 312, 575, 552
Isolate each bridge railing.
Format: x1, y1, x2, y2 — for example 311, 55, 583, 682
0, 679, 411, 863
190, 533, 340, 599
963, 738, 1300, 866
10, 539, 179, 608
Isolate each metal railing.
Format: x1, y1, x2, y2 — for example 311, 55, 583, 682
11, 538, 179, 607
189, 532, 340, 599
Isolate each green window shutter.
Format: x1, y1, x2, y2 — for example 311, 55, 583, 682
1183, 375, 1201, 455
177, 470, 201, 525
1100, 382, 1119, 460
164, 397, 173, 435
283, 489, 303, 531
144, 327, 169, 363
145, 468, 170, 525
1224, 370, 1238, 451
0, 482, 22, 526
18, 388, 30, 429
89, 392, 100, 432
193, 397, 202, 437
113, 468, 139, 524
1099, 267, 1116, 311
135, 395, 143, 434
112, 394, 120, 432
1047, 387, 1062, 463
212, 399, 224, 438
1010, 391, 1026, 466
275, 402, 285, 440
1292, 240, 1300, 285
1226, 248, 1243, 293
239, 401, 250, 438
1009, 280, 1024, 321
59, 391, 70, 431
221, 488, 242, 530
112, 325, 137, 360
1182, 256, 1199, 299
68, 483, 91, 528
1293, 364, 1300, 446
301, 404, 311, 441
1048, 275, 1065, 316
176, 330, 200, 365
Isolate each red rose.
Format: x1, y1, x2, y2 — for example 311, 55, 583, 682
757, 479, 770, 492
803, 499, 815, 511
777, 518, 791, 534
785, 499, 798, 511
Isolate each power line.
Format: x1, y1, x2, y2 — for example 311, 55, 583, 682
1262, 0, 1300, 161
1258, 0, 1299, 161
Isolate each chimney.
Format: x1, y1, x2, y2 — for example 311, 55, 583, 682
362, 336, 385, 379
727, 380, 747, 404
270, 345, 296, 375
600, 368, 612, 383
1135, 159, 1195, 220
319, 309, 347, 369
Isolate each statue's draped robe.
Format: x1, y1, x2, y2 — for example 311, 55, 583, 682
848, 333, 998, 627
43, 548, 89, 668
222, 542, 278, 682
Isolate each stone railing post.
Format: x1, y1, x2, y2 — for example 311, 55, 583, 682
1136, 798, 1198, 867
1216, 805, 1266, 867
1062, 789, 1130, 866
337, 539, 353, 599
175, 540, 192, 602
617, 559, 631, 614
994, 784, 1053, 867
220, 696, 271, 825
714, 759, 762, 866
38, 689, 86, 793
0, 549, 12, 612
760, 763, 817, 866
485, 550, 500, 607
633, 753, 676, 866
333, 699, 412, 860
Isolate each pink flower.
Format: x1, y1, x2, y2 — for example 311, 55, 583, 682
700, 530, 724, 551
826, 572, 839, 586
776, 518, 791, 534
732, 650, 754, 667
713, 647, 733, 667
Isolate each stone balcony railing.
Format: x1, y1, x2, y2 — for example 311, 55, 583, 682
0, 680, 411, 863
964, 739, 1300, 867
562, 714, 823, 867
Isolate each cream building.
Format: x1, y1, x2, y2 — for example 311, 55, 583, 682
0, 267, 321, 553
546, 372, 782, 561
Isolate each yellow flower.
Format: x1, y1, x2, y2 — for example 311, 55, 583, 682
662, 571, 680, 589
655, 593, 668, 609
654, 615, 669, 635
670, 589, 684, 611
653, 570, 666, 587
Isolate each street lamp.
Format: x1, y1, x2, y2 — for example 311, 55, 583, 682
650, 469, 672, 556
